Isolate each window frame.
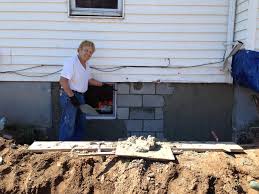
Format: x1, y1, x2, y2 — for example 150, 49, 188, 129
69, 0, 124, 18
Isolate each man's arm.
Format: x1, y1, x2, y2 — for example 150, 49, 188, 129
59, 76, 74, 97
89, 78, 103, 87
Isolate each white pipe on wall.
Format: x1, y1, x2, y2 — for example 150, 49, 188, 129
224, 0, 237, 82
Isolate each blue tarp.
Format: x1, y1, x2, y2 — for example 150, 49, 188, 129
232, 49, 259, 92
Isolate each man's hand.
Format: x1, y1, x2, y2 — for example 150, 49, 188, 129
69, 95, 80, 108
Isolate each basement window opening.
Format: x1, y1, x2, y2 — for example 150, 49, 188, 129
84, 84, 116, 119
69, 0, 124, 17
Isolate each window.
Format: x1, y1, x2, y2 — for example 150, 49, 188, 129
84, 84, 116, 119
69, 0, 124, 17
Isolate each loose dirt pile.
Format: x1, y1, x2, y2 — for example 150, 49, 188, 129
0, 137, 259, 194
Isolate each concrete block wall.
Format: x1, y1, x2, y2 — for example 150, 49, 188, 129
117, 83, 174, 138
232, 86, 259, 143
0, 82, 52, 128
51, 82, 234, 141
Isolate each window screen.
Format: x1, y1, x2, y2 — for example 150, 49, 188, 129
70, 0, 123, 17
75, 0, 118, 9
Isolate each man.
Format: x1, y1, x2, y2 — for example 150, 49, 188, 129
59, 40, 103, 141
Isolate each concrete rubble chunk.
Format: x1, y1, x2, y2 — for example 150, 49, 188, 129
123, 135, 158, 153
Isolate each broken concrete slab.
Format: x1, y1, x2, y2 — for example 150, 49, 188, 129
116, 136, 175, 161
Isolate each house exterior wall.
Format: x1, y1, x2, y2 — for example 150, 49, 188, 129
49, 82, 234, 141
1, 0, 258, 142
232, 86, 259, 143
0, 0, 232, 83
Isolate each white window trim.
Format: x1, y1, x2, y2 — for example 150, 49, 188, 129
69, 0, 124, 18
85, 84, 117, 120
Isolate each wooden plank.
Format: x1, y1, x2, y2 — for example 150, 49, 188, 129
168, 141, 244, 153
29, 141, 244, 157
77, 151, 115, 156
115, 141, 175, 161
28, 141, 116, 152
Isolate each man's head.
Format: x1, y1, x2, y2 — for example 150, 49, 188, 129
77, 40, 95, 62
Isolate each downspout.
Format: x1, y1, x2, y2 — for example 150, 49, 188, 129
223, 0, 237, 83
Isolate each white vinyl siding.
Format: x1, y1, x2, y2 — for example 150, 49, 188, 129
234, 0, 249, 43
235, 0, 258, 50
0, 0, 232, 82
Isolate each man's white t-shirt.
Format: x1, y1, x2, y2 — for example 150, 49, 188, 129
60, 55, 92, 93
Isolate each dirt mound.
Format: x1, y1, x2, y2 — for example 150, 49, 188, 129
0, 137, 259, 194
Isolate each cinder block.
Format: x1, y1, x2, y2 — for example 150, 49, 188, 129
130, 108, 154, 119
117, 108, 129, 119
130, 83, 155, 94
124, 120, 142, 131
118, 95, 142, 107
156, 83, 174, 94
117, 83, 130, 94
143, 120, 163, 131
155, 108, 163, 119
143, 95, 164, 107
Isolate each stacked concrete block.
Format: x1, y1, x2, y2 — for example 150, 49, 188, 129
130, 108, 154, 119
156, 83, 174, 94
116, 82, 174, 139
117, 108, 129, 119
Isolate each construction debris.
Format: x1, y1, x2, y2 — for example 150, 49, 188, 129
168, 141, 244, 153
28, 137, 245, 161
116, 136, 175, 161
123, 135, 157, 153
28, 141, 116, 153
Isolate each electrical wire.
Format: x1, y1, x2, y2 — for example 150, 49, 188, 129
170, 59, 224, 69
11, 69, 62, 77
0, 64, 44, 74
91, 66, 126, 72
0, 58, 225, 77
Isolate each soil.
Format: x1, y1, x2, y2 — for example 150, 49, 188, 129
0, 137, 259, 194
